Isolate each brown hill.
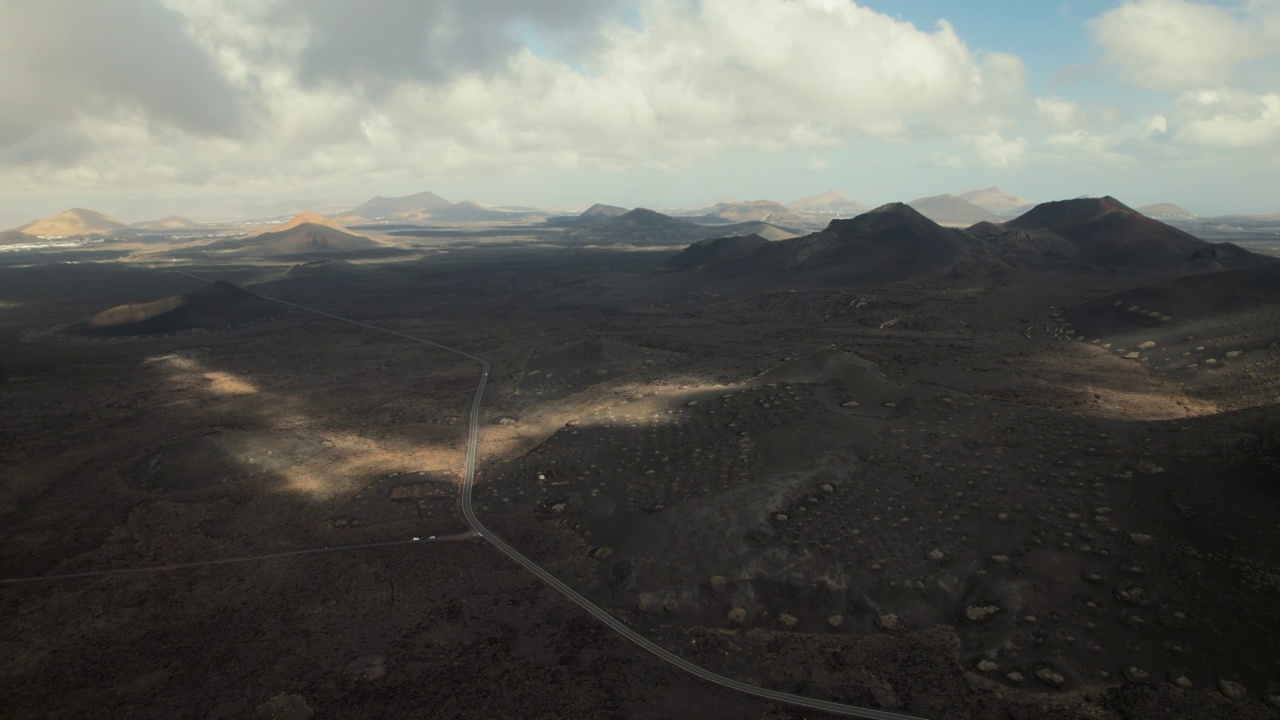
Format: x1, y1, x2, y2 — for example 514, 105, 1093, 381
132, 215, 199, 230
958, 187, 1032, 216
704, 200, 802, 224
1136, 203, 1196, 218
19, 208, 128, 237
907, 194, 1001, 225
70, 280, 280, 336
220, 213, 380, 257
1003, 197, 1250, 269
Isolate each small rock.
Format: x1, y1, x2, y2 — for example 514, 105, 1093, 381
590, 546, 614, 560
775, 513, 788, 522
1036, 667, 1066, 687
882, 402, 897, 408
877, 614, 904, 631
928, 549, 946, 561
1175, 676, 1193, 689
1130, 533, 1155, 545
1226, 350, 1242, 358
841, 400, 860, 408
977, 659, 998, 672
819, 483, 834, 493
828, 614, 844, 628
777, 613, 798, 628
1006, 671, 1025, 683
991, 555, 1010, 564
1219, 680, 1247, 700
727, 607, 747, 624
1129, 667, 1150, 680
1123, 352, 1141, 360
965, 605, 1000, 622
709, 575, 727, 591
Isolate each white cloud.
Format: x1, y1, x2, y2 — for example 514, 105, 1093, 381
0, 0, 1028, 202
1170, 88, 1280, 148
1089, 0, 1272, 90
969, 132, 1029, 168
1035, 97, 1081, 130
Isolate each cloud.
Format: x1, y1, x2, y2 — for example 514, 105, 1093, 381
1170, 88, 1280, 148
1035, 97, 1081, 130
286, 0, 625, 93
1089, 0, 1271, 90
0, 0, 1030, 198
0, 0, 253, 158
969, 132, 1029, 168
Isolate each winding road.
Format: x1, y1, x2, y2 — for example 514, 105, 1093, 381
10, 270, 930, 720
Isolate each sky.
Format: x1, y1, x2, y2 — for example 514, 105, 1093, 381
0, 0, 1278, 225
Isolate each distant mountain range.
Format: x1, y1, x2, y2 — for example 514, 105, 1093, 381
663, 197, 1270, 285
559, 208, 799, 246
787, 191, 870, 216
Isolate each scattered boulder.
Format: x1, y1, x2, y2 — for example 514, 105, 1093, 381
727, 607, 747, 624
1036, 667, 1066, 687
877, 614, 904, 631
828, 614, 844, 628
777, 613, 798, 628
1219, 680, 1248, 701
965, 605, 1000, 622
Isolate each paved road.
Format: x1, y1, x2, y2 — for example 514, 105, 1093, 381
173, 272, 933, 720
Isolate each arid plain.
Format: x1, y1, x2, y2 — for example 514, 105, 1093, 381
2, 194, 1279, 719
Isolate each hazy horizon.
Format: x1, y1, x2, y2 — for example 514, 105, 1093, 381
2, 0, 1278, 225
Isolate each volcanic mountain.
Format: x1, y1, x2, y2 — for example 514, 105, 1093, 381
562, 208, 723, 246
1001, 197, 1257, 269
70, 280, 280, 336
699, 200, 802, 225
580, 203, 629, 220
666, 203, 1002, 283
958, 187, 1032, 216
1136, 203, 1196, 219
18, 208, 128, 237
787, 191, 870, 216
349, 191, 452, 220
132, 215, 199, 230
213, 213, 380, 257
907, 194, 1001, 226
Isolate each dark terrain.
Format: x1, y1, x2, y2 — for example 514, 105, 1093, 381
1, 200, 1279, 719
